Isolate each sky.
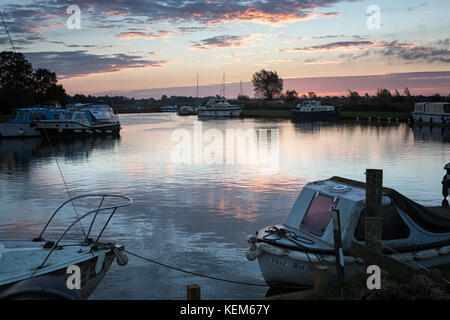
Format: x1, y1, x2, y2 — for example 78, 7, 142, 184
0, 0, 449, 98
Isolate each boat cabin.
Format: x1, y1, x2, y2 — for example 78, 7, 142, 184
414, 102, 450, 115
296, 100, 335, 112
279, 177, 450, 250
9, 108, 65, 124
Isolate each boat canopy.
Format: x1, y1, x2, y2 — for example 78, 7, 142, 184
10, 108, 65, 124
414, 102, 450, 114
283, 176, 450, 248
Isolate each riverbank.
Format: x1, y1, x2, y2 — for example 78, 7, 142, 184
242, 109, 411, 121
269, 264, 450, 300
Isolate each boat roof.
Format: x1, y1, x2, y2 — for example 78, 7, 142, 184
13, 107, 64, 112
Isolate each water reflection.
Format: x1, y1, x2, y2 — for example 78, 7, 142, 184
0, 114, 449, 299
0, 136, 120, 173
412, 125, 450, 143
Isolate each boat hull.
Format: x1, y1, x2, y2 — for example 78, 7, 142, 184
291, 110, 340, 121
0, 123, 41, 138
257, 247, 450, 287
0, 240, 119, 299
35, 121, 121, 137
198, 109, 243, 118
412, 113, 450, 126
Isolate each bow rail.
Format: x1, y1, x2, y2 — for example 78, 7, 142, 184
34, 194, 132, 269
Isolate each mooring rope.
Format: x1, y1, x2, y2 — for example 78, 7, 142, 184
123, 249, 310, 290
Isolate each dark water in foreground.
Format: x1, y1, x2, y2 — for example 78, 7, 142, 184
0, 113, 449, 299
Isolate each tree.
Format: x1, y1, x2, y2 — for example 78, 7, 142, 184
251, 69, 283, 100
0, 51, 34, 112
0, 51, 67, 113
307, 92, 317, 99
376, 88, 391, 108
285, 90, 298, 102
347, 90, 360, 102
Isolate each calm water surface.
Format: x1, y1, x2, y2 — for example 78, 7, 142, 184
0, 113, 449, 299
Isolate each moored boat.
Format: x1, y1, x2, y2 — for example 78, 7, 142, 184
32, 109, 121, 137
177, 105, 198, 116
0, 102, 64, 138
246, 175, 450, 287
197, 98, 242, 118
412, 102, 450, 126
160, 105, 178, 112
291, 100, 340, 121
0, 194, 132, 299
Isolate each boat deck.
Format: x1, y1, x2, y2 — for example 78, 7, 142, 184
0, 239, 98, 286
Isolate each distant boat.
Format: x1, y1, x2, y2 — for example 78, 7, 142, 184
291, 100, 340, 121
197, 98, 242, 118
412, 102, 450, 126
0, 102, 64, 138
32, 109, 121, 137
160, 105, 178, 112
177, 105, 197, 116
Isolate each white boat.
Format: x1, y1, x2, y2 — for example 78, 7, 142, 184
291, 100, 340, 121
0, 103, 64, 138
246, 176, 450, 287
412, 102, 450, 126
0, 194, 132, 299
177, 105, 197, 116
160, 105, 178, 112
81, 104, 120, 124
32, 109, 121, 137
197, 98, 242, 118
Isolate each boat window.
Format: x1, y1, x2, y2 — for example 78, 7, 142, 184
444, 104, 450, 113
300, 194, 337, 237
53, 113, 60, 120
11, 111, 17, 120
17, 111, 26, 121
28, 112, 48, 120
74, 113, 88, 121
64, 112, 73, 120
354, 204, 410, 241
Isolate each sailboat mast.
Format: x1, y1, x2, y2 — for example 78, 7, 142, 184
196, 73, 199, 106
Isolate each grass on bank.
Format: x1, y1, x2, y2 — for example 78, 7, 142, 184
296, 264, 450, 300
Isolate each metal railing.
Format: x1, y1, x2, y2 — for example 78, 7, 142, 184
35, 194, 132, 269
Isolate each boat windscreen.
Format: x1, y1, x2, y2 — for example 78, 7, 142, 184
300, 194, 337, 237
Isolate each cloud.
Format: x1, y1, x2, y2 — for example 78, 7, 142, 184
279, 41, 374, 52
380, 45, 450, 64
0, 0, 353, 44
24, 50, 173, 79
115, 30, 176, 40
190, 35, 250, 50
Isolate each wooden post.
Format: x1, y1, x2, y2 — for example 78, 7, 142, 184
186, 284, 201, 300
332, 208, 345, 278
365, 169, 383, 252
314, 266, 329, 291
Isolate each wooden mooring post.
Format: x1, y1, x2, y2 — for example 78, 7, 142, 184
365, 169, 383, 252
186, 284, 201, 300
